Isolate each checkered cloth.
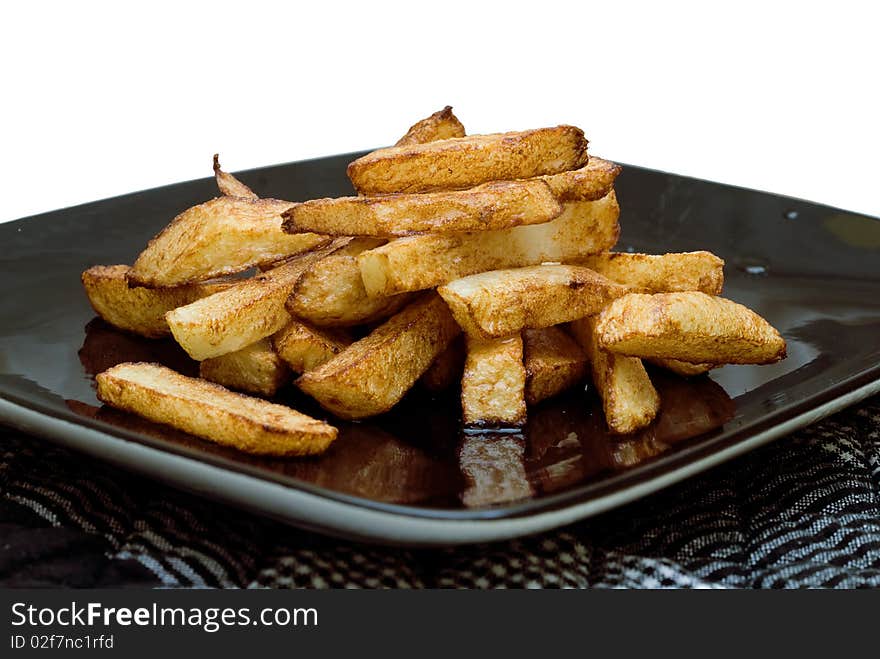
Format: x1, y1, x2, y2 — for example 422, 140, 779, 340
2, 394, 879, 589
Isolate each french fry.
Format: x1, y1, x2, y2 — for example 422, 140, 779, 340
576, 251, 724, 294
96, 362, 336, 456
273, 319, 351, 372
129, 197, 329, 287
82, 265, 233, 338
213, 154, 258, 199
420, 335, 465, 392
282, 178, 562, 237
348, 125, 588, 194
166, 243, 344, 360
199, 338, 290, 397
540, 156, 622, 202
569, 316, 659, 434
523, 327, 588, 405
647, 358, 715, 377
296, 293, 460, 419
461, 334, 527, 426
287, 237, 414, 327
395, 106, 466, 146
439, 264, 628, 339
358, 191, 621, 297
596, 292, 787, 364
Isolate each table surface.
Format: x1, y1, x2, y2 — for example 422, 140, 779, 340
3, 392, 879, 589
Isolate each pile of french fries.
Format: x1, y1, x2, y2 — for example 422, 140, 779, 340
83, 107, 786, 457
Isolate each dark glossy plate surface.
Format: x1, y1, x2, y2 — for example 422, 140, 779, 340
2, 152, 879, 543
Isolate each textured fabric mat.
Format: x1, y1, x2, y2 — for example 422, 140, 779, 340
1, 395, 879, 589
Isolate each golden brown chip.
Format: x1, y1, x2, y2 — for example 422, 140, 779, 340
348, 125, 588, 194
199, 338, 290, 397
522, 327, 588, 405
569, 316, 659, 434
420, 335, 466, 393
273, 320, 351, 373
540, 156, 622, 202
576, 251, 725, 294
213, 154, 258, 199
96, 362, 336, 456
438, 264, 628, 339
81, 265, 233, 338
596, 292, 787, 364
129, 196, 329, 287
358, 191, 621, 297
646, 358, 715, 377
395, 106, 466, 146
461, 334, 527, 427
296, 293, 460, 419
282, 178, 562, 237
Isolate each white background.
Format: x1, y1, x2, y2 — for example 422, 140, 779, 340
1, 1, 877, 223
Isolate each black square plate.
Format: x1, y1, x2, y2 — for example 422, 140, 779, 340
2, 152, 879, 545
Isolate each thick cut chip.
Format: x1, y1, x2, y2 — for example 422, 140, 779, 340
359, 191, 621, 297
96, 362, 336, 456
569, 316, 659, 434
273, 320, 351, 373
213, 154, 258, 199
596, 292, 787, 364
81, 265, 233, 338
523, 327, 588, 405
199, 338, 290, 397
461, 334, 527, 427
348, 125, 588, 194
166, 243, 343, 360
288, 237, 413, 327
129, 197, 329, 287
282, 178, 562, 237
420, 335, 465, 392
296, 294, 460, 419
395, 106, 466, 146
540, 156, 622, 202
647, 358, 715, 377
438, 264, 628, 339
576, 251, 724, 294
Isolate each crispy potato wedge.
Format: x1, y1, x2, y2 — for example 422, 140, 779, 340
81, 265, 233, 338
287, 237, 414, 327
359, 191, 621, 297
576, 251, 724, 294
96, 362, 336, 456
420, 335, 465, 392
129, 197, 329, 287
596, 292, 787, 364
540, 156, 622, 202
166, 243, 344, 360
461, 334, 527, 427
273, 320, 351, 373
296, 294, 460, 419
439, 264, 628, 339
199, 338, 290, 397
213, 154, 258, 200
282, 178, 562, 237
647, 358, 715, 377
523, 327, 588, 405
348, 125, 588, 194
396, 106, 466, 146
569, 316, 659, 434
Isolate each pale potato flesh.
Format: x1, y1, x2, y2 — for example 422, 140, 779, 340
199, 338, 290, 397
96, 362, 336, 456
348, 125, 588, 194
439, 264, 628, 339
596, 292, 787, 364
569, 316, 659, 434
358, 191, 621, 297
461, 334, 527, 427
